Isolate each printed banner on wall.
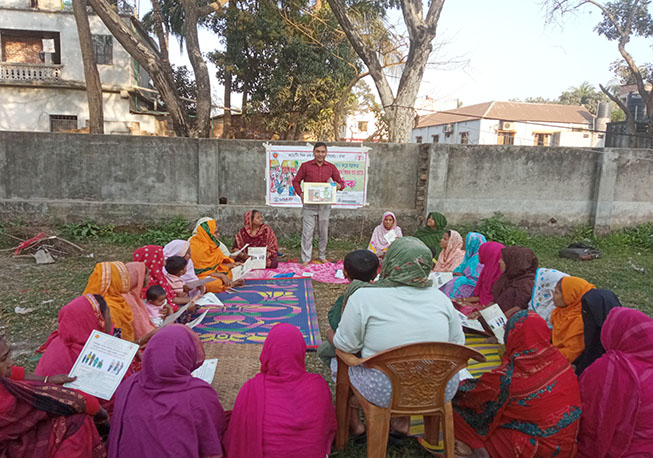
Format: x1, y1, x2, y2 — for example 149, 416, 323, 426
265, 144, 369, 208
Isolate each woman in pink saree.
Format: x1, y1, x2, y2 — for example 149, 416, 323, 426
577, 307, 653, 457
122, 262, 156, 343
224, 323, 336, 458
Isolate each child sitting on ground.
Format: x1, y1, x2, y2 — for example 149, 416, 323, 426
164, 256, 193, 307
317, 250, 379, 366
145, 285, 168, 327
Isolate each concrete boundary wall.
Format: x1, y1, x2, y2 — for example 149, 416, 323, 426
0, 131, 651, 236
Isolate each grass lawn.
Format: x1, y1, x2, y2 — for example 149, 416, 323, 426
1, 218, 651, 458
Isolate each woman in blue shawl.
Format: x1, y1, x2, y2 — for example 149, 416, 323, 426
440, 232, 486, 299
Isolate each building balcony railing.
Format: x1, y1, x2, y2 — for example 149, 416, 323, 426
0, 62, 63, 82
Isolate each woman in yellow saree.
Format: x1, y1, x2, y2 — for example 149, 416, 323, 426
189, 218, 243, 293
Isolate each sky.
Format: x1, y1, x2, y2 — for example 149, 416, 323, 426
141, 0, 652, 111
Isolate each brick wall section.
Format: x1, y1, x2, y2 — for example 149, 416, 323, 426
415, 143, 430, 215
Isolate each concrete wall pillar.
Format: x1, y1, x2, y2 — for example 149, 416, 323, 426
197, 139, 221, 205
423, 144, 450, 217
592, 149, 619, 235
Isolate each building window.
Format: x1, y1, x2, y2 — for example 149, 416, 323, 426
416, 136, 422, 143
1, 29, 61, 64
50, 115, 78, 132
92, 35, 113, 65
534, 133, 551, 146
357, 121, 368, 132
497, 131, 514, 145
432, 134, 439, 144
460, 131, 469, 144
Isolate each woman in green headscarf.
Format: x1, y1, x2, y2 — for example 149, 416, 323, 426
332, 237, 465, 436
414, 212, 448, 258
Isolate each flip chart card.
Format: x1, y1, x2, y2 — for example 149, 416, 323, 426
303, 182, 337, 204
184, 277, 216, 290
248, 247, 267, 270
65, 330, 138, 400
479, 304, 508, 344
232, 258, 253, 281
192, 359, 218, 385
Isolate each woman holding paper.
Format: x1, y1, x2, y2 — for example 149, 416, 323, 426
108, 325, 226, 458
190, 218, 244, 293
233, 210, 279, 268
163, 239, 205, 298
453, 310, 581, 457
1, 335, 106, 458
367, 211, 403, 259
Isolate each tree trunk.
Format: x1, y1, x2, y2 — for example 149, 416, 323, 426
180, 0, 212, 137
223, 71, 232, 139
239, 79, 249, 138
87, 0, 191, 136
385, 104, 415, 143
73, 0, 104, 134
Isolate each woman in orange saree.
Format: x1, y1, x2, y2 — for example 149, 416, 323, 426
82, 261, 135, 342
189, 219, 243, 293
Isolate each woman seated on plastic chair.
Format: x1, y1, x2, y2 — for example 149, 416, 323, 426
331, 236, 464, 438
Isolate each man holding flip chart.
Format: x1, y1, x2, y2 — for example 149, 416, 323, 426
292, 142, 345, 267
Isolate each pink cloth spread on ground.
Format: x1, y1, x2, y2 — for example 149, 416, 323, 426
243, 261, 348, 284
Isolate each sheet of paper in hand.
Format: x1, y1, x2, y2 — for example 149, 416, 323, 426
231, 257, 253, 282
192, 359, 218, 384
429, 271, 454, 288
303, 182, 337, 204
248, 247, 267, 270
456, 310, 486, 333
64, 330, 138, 400
230, 243, 250, 259
479, 304, 508, 344
186, 309, 209, 329
162, 302, 192, 327
383, 229, 397, 245
195, 293, 223, 307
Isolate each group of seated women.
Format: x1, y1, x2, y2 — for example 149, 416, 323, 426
1, 212, 651, 457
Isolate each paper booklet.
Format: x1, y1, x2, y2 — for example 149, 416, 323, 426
248, 246, 267, 270
230, 243, 250, 259
429, 271, 454, 288
195, 292, 223, 307
458, 368, 475, 381
65, 330, 139, 400
231, 257, 253, 282
479, 304, 508, 344
383, 229, 398, 245
186, 309, 209, 329
192, 358, 218, 385
161, 302, 193, 327
456, 310, 486, 333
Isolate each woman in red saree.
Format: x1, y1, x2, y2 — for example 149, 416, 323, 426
224, 323, 336, 458
133, 245, 176, 306
233, 210, 279, 268
35, 294, 130, 416
0, 336, 105, 458
453, 310, 581, 457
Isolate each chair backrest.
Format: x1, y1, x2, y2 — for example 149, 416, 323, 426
363, 341, 485, 415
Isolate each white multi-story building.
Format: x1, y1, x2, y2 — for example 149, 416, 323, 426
0, 0, 164, 134
412, 101, 607, 147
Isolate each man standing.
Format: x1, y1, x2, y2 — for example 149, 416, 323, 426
292, 142, 345, 267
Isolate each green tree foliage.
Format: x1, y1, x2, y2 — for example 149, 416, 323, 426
207, 1, 361, 140
558, 81, 609, 114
